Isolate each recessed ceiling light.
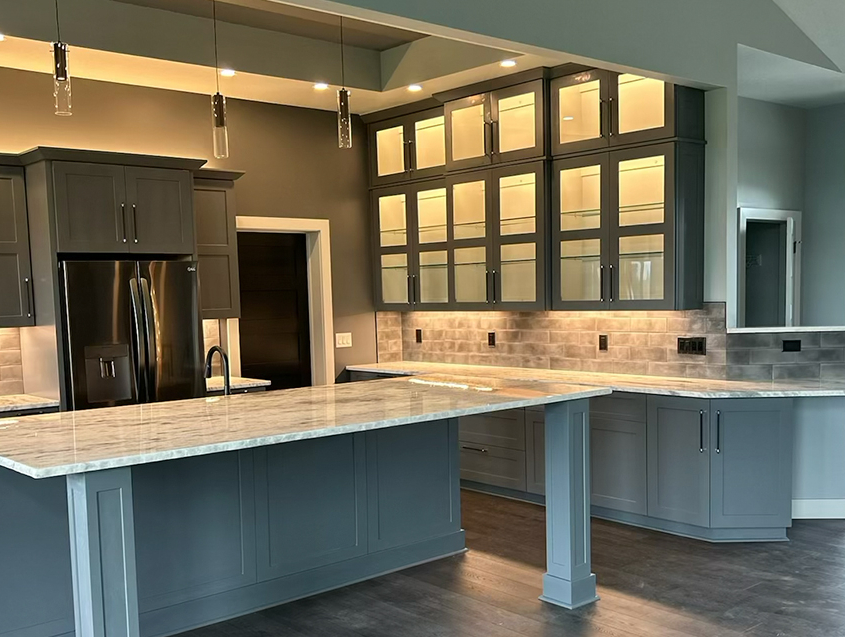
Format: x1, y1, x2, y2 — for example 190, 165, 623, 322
408, 84, 423, 92
313, 82, 330, 90
220, 68, 236, 77
500, 59, 517, 68
563, 116, 575, 121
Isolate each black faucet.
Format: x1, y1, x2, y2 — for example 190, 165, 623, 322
204, 345, 231, 396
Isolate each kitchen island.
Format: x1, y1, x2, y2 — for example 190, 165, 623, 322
0, 374, 609, 637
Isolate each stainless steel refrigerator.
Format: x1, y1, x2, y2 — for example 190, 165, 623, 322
60, 260, 205, 410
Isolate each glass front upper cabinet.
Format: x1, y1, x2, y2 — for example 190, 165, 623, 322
551, 68, 676, 155
369, 108, 446, 186
445, 79, 545, 171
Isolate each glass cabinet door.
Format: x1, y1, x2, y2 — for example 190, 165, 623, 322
550, 69, 609, 155
491, 80, 545, 163
445, 94, 490, 171
552, 153, 609, 309
414, 184, 450, 308
448, 172, 491, 307
492, 162, 546, 309
611, 73, 672, 145
369, 109, 446, 186
609, 143, 674, 308
413, 114, 446, 176
369, 120, 407, 186
374, 187, 412, 308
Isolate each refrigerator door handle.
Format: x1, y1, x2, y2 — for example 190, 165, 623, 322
139, 277, 159, 402
129, 277, 147, 403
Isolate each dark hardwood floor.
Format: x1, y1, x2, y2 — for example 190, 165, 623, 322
184, 490, 845, 637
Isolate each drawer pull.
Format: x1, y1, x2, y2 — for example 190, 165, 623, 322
461, 445, 488, 454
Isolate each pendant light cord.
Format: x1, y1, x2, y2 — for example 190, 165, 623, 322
54, 0, 62, 42
339, 16, 345, 89
212, 0, 220, 93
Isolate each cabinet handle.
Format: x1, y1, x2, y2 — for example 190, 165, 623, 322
486, 270, 492, 303
461, 445, 488, 454
699, 410, 705, 453
484, 120, 493, 157
492, 270, 498, 304
609, 264, 614, 303
407, 139, 415, 172
407, 274, 414, 305
608, 97, 615, 137
131, 204, 139, 244
599, 265, 605, 303
600, 100, 607, 138
412, 274, 418, 305
716, 411, 722, 454
491, 120, 499, 156
403, 139, 412, 173
23, 277, 32, 318
120, 203, 127, 243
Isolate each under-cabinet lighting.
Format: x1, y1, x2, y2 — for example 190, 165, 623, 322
314, 82, 330, 90
408, 84, 423, 92
220, 68, 236, 77
500, 59, 517, 68
563, 116, 575, 121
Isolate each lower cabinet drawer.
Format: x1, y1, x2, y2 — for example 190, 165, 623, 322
459, 410, 525, 450
459, 443, 526, 491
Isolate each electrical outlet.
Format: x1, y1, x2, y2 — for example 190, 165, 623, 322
783, 339, 801, 352
599, 335, 609, 351
415, 329, 423, 343
677, 337, 707, 356
335, 332, 353, 349
488, 332, 496, 347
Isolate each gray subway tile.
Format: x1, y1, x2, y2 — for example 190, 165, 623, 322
772, 364, 820, 381
726, 333, 775, 349
821, 332, 845, 348
821, 364, 845, 380
726, 365, 774, 381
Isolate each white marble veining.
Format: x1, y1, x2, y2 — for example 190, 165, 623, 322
0, 375, 608, 479
348, 361, 845, 398
206, 376, 271, 392
0, 394, 60, 414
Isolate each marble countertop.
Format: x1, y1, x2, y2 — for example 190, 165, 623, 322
347, 361, 845, 398
206, 376, 271, 392
0, 375, 608, 479
0, 395, 61, 414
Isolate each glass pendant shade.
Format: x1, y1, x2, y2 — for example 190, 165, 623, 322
52, 41, 71, 116
337, 88, 352, 149
212, 92, 229, 159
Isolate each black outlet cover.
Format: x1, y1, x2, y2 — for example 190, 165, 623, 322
678, 337, 707, 356
783, 339, 801, 352
488, 332, 496, 347
599, 334, 608, 351
415, 329, 423, 343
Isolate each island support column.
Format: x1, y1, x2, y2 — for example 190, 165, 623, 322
540, 399, 599, 609
66, 468, 141, 637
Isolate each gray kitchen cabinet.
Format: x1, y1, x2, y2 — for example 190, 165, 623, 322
647, 395, 710, 527
195, 177, 241, 319
459, 409, 525, 449
0, 167, 35, 327
709, 399, 793, 529
524, 407, 545, 495
368, 107, 446, 187
460, 409, 528, 492
125, 167, 194, 254
53, 161, 128, 253
53, 161, 194, 254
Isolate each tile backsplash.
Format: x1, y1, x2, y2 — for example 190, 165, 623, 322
378, 303, 728, 379
727, 332, 845, 381
0, 328, 24, 395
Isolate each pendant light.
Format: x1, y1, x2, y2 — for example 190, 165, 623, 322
337, 16, 352, 149
52, 0, 71, 116
210, 0, 229, 159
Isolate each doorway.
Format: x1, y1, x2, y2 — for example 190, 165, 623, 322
237, 232, 312, 389
745, 220, 787, 328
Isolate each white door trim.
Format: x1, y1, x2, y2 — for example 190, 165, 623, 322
234, 216, 335, 386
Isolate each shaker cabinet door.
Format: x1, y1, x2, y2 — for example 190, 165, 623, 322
195, 179, 241, 319
53, 161, 128, 253
0, 167, 34, 326
126, 167, 194, 254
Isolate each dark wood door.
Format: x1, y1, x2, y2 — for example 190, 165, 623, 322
237, 232, 311, 389
53, 161, 128, 253
0, 167, 34, 326
125, 167, 194, 254
195, 179, 240, 319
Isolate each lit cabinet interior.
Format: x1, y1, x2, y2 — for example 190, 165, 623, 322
368, 108, 446, 186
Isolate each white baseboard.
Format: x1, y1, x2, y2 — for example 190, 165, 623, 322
792, 499, 845, 519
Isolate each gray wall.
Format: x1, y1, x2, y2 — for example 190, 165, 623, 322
803, 103, 845, 327
0, 67, 375, 378
737, 97, 806, 211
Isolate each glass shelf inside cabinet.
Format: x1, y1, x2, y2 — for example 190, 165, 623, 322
617, 74, 665, 135
453, 179, 487, 240
451, 104, 486, 161
558, 78, 601, 144
500, 243, 536, 303
419, 250, 448, 304
560, 239, 601, 301
618, 155, 665, 226
376, 125, 405, 177
618, 234, 664, 300
417, 187, 447, 244
378, 193, 407, 247
498, 92, 535, 153
560, 164, 602, 231
381, 253, 409, 304
415, 116, 445, 170
454, 246, 487, 303
499, 172, 536, 236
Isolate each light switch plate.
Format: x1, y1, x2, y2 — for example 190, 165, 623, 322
335, 332, 353, 349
